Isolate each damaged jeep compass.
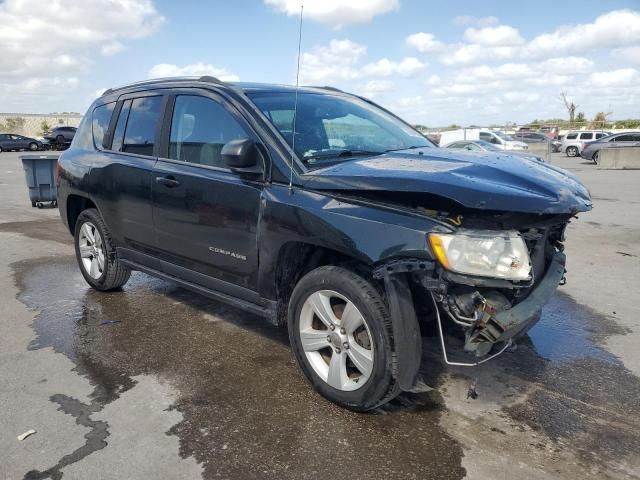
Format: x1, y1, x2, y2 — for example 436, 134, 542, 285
57, 77, 592, 411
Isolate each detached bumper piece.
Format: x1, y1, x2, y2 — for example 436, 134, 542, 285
442, 251, 566, 357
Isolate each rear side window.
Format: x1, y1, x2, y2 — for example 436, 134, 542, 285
169, 95, 248, 168
122, 96, 163, 156
579, 132, 593, 140
566, 133, 577, 139
614, 134, 640, 142
92, 102, 115, 150
111, 100, 131, 152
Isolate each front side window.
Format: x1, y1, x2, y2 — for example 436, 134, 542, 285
92, 102, 115, 150
122, 96, 163, 156
169, 95, 249, 168
248, 92, 432, 168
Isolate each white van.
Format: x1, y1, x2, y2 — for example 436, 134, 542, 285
439, 129, 528, 150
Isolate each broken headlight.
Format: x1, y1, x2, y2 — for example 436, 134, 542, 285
428, 230, 532, 281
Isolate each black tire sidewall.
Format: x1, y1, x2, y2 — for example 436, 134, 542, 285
74, 210, 111, 289
288, 266, 396, 411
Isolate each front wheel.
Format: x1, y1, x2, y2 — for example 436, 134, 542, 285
74, 208, 130, 291
29, 142, 38, 151
288, 266, 400, 411
593, 151, 599, 164
566, 146, 578, 157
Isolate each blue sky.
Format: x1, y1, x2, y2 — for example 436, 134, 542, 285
1, 0, 639, 126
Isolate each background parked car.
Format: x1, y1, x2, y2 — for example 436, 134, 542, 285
443, 139, 545, 162
44, 126, 77, 145
0, 133, 43, 152
513, 131, 561, 152
561, 131, 610, 157
581, 132, 640, 163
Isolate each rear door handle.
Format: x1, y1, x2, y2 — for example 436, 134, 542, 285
155, 176, 180, 188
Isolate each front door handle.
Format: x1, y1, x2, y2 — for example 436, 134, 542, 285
155, 176, 180, 188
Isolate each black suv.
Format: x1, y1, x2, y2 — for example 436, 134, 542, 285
45, 126, 77, 144
57, 77, 591, 411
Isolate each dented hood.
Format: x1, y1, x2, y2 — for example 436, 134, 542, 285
302, 149, 592, 214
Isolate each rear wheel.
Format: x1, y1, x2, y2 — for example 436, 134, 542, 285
288, 266, 400, 411
566, 146, 578, 157
74, 208, 130, 291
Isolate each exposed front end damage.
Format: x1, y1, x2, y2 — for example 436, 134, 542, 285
374, 214, 571, 386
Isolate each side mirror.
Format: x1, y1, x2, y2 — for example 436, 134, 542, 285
222, 139, 261, 174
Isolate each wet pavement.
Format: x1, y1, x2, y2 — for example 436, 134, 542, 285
2, 152, 640, 479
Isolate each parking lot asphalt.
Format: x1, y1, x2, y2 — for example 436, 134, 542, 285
1, 151, 639, 480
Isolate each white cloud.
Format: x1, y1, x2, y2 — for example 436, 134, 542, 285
526, 9, 640, 58
0, 0, 164, 111
362, 57, 426, 77
101, 41, 125, 56
299, 39, 366, 83
454, 16, 499, 27
589, 68, 638, 88
463, 25, 524, 46
300, 39, 425, 84
612, 46, 640, 65
148, 63, 240, 81
360, 79, 393, 98
440, 44, 519, 66
264, 0, 398, 27
426, 74, 440, 86
405, 32, 444, 53
538, 56, 594, 74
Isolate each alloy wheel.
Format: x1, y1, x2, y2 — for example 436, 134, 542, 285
78, 221, 105, 279
299, 290, 374, 391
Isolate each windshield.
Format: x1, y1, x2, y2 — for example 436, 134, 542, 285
248, 92, 433, 168
476, 140, 502, 151
494, 131, 515, 141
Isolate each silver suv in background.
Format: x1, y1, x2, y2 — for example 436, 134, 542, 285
561, 131, 609, 157
581, 132, 640, 163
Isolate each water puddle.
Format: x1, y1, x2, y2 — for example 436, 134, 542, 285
15, 257, 466, 480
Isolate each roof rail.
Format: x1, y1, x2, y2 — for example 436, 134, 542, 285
315, 86, 344, 93
101, 76, 228, 97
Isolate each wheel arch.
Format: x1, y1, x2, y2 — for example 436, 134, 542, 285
66, 194, 97, 235
271, 241, 377, 326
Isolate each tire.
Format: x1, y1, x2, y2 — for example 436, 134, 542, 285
566, 146, 578, 157
592, 151, 599, 164
0, 146, 3, 153
74, 208, 131, 291
29, 142, 38, 151
56, 135, 65, 145
288, 266, 400, 411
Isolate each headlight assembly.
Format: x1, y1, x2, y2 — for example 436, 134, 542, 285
429, 230, 532, 281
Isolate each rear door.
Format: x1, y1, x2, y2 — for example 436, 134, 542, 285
89, 94, 166, 263
152, 90, 264, 292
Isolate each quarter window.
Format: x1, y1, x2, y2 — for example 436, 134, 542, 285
169, 95, 248, 168
111, 99, 132, 152
92, 102, 115, 150
122, 96, 163, 156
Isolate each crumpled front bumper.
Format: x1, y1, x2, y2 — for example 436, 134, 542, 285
464, 251, 566, 354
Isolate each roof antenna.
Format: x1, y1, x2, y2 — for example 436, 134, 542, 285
288, 2, 304, 195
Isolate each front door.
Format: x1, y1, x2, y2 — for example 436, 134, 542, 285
152, 93, 263, 292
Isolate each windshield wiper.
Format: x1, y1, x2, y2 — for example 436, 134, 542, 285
383, 145, 429, 153
304, 149, 384, 161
